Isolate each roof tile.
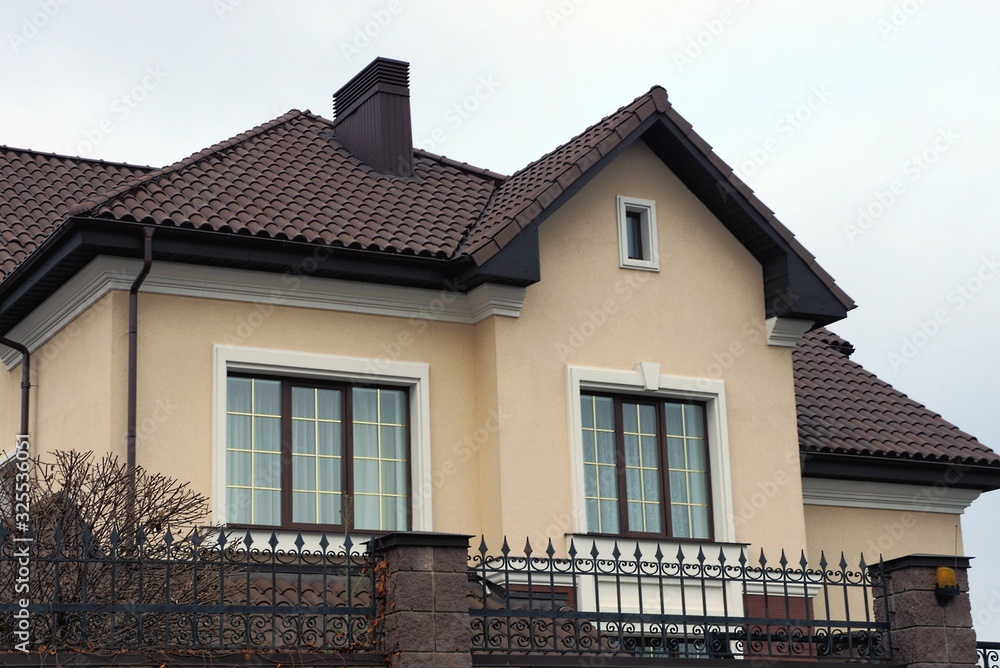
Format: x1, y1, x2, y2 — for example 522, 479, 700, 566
794, 328, 999, 467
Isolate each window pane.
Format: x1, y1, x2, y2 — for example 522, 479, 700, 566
671, 504, 690, 538
596, 432, 616, 464
586, 499, 599, 532
354, 423, 378, 458
292, 387, 314, 419
580, 396, 595, 429
354, 495, 379, 531
669, 470, 687, 503
228, 377, 252, 413
227, 451, 251, 486
664, 403, 683, 436
687, 440, 706, 471
600, 500, 619, 533
254, 380, 281, 415
638, 404, 656, 430
622, 403, 638, 433
319, 493, 342, 525
317, 422, 340, 456
255, 416, 280, 452
691, 506, 710, 539
627, 501, 643, 530
626, 210, 645, 260
624, 434, 639, 466
227, 488, 250, 524
643, 470, 661, 502
292, 420, 315, 454
381, 425, 406, 460
253, 453, 280, 488
625, 468, 641, 501
317, 389, 341, 421
382, 461, 408, 495
355, 459, 379, 494
640, 436, 658, 469
684, 404, 704, 437
667, 438, 685, 467
227, 415, 251, 449
293, 455, 316, 491
379, 389, 406, 425
598, 465, 618, 499
293, 491, 316, 524
353, 388, 378, 423
381, 496, 407, 532
584, 465, 598, 497
689, 471, 708, 504
254, 490, 280, 526
594, 396, 614, 430
318, 457, 340, 493
644, 504, 662, 533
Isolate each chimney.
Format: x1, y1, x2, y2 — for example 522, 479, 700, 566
332, 57, 414, 177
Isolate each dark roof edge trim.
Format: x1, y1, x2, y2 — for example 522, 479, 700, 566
0, 217, 536, 335
801, 452, 1000, 492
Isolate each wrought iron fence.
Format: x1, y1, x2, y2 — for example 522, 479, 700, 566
469, 538, 892, 661
0, 524, 379, 653
979, 641, 1000, 668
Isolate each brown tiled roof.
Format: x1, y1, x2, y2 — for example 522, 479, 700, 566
78, 110, 501, 260
0, 146, 151, 281
0, 89, 851, 317
794, 328, 1000, 466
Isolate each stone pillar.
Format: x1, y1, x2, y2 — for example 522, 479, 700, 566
371, 532, 473, 668
874, 554, 977, 668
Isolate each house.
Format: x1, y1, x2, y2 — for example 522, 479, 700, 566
1, 57, 998, 587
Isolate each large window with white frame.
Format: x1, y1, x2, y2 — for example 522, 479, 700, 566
568, 364, 734, 544
226, 375, 409, 531
214, 346, 433, 533
580, 392, 711, 538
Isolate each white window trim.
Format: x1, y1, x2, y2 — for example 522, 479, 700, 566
212, 345, 432, 532
617, 196, 659, 271
566, 363, 735, 543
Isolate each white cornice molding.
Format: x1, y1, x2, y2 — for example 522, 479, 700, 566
766, 317, 814, 347
2, 256, 526, 368
801, 477, 980, 515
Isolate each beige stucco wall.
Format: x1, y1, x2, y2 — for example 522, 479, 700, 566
0, 291, 125, 462
805, 503, 964, 563
487, 141, 807, 555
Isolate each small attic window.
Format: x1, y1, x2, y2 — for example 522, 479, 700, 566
617, 196, 659, 271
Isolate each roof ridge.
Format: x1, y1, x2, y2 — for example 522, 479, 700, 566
412, 148, 507, 181
70, 109, 309, 217
504, 86, 663, 182
0, 144, 154, 171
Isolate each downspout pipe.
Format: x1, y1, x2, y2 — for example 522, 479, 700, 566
0, 336, 29, 437
127, 227, 154, 503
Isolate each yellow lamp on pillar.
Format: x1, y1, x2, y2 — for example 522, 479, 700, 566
935, 566, 960, 605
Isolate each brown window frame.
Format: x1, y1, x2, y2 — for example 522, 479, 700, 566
581, 392, 714, 541
226, 372, 412, 533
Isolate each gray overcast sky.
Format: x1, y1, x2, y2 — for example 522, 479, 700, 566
3, 0, 999, 639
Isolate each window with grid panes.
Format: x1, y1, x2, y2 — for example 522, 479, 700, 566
580, 393, 711, 539
225, 375, 409, 532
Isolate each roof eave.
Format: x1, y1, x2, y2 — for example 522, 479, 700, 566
801, 451, 1000, 492
0, 216, 533, 336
